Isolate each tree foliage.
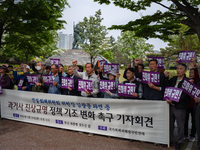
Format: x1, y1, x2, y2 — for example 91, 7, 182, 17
117, 31, 153, 66
0, 0, 69, 63
94, 0, 200, 41
79, 9, 113, 63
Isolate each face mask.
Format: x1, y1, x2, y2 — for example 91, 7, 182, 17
35, 66, 41, 71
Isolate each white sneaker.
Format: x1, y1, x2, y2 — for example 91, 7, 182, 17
189, 136, 195, 142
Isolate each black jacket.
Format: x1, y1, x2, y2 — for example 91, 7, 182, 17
99, 71, 109, 80
63, 74, 81, 96
121, 80, 140, 99
166, 76, 190, 109
142, 72, 165, 100
194, 81, 200, 112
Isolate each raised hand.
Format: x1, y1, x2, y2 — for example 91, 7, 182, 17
72, 60, 77, 67
116, 73, 120, 78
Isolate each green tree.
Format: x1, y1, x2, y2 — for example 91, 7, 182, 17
79, 9, 111, 63
117, 31, 153, 66
94, 0, 200, 41
0, 0, 68, 52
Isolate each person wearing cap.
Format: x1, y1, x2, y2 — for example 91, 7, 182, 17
15, 64, 32, 91
99, 65, 120, 98
121, 67, 143, 99
72, 60, 99, 98
7, 65, 14, 79
13, 63, 24, 76
0, 65, 11, 89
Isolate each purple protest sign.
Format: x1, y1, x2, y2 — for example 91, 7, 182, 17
118, 83, 136, 97
103, 64, 119, 74
0, 85, 2, 95
78, 79, 93, 92
148, 57, 164, 69
42, 75, 53, 85
99, 60, 106, 67
17, 79, 24, 88
26, 75, 38, 85
61, 77, 74, 89
163, 87, 183, 102
142, 71, 160, 85
99, 80, 116, 92
178, 51, 195, 63
181, 78, 200, 98
50, 58, 60, 68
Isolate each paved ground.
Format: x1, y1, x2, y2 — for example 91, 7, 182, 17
0, 119, 194, 150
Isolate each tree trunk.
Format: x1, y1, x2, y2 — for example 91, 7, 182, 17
132, 58, 135, 67
42, 53, 46, 62
196, 26, 200, 42
0, 23, 5, 48
25, 53, 29, 64
90, 56, 93, 64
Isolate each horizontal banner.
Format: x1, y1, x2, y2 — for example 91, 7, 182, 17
1, 89, 169, 145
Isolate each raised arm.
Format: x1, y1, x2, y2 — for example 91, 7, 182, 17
72, 60, 84, 79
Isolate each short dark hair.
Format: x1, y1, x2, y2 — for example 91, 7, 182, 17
138, 63, 144, 69
46, 66, 51, 70
8, 65, 13, 68
177, 63, 187, 70
85, 63, 94, 68
60, 64, 64, 68
149, 59, 158, 64
51, 64, 58, 69
127, 67, 135, 73
190, 68, 195, 71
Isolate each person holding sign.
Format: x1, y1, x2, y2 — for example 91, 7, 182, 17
99, 65, 120, 98
59, 64, 67, 77
194, 91, 200, 150
62, 65, 81, 96
184, 58, 199, 142
46, 64, 61, 94
123, 58, 144, 81
165, 63, 190, 150
121, 68, 143, 99
16, 64, 32, 91
25, 61, 47, 93
143, 59, 165, 100
72, 60, 99, 98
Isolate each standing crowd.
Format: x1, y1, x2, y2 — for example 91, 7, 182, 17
0, 58, 200, 150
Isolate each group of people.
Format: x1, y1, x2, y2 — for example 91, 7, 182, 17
0, 58, 200, 150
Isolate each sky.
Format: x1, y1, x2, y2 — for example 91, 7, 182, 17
59, 0, 170, 50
